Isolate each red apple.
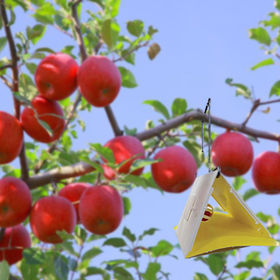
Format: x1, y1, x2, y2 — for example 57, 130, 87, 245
79, 185, 123, 235
58, 182, 90, 223
30, 196, 77, 244
151, 145, 197, 193
252, 151, 280, 194
0, 177, 32, 227
77, 56, 121, 107
103, 135, 145, 179
0, 111, 23, 164
211, 131, 253, 176
20, 95, 65, 143
0, 224, 31, 265
35, 53, 79, 100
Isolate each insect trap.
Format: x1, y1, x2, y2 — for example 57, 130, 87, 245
175, 99, 278, 258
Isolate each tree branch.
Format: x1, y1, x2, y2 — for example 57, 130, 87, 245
24, 109, 280, 189
0, 0, 29, 180
26, 160, 95, 189
242, 97, 280, 127
136, 109, 280, 141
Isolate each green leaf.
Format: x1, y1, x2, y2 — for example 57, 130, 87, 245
127, 20, 144, 37
82, 247, 102, 262
103, 238, 127, 248
225, 78, 252, 99
233, 271, 250, 280
148, 25, 158, 36
122, 227, 136, 242
0, 37, 7, 53
80, 156, 104, 174
101, 19, 120, 49
113, 267, 134, 280
276, 0, 280, 10
0, 261, 9, 280
139, 228, 159, 241
90, 143, 115, 163
206, 254, 226, 276
33, 3, 56, 24
89, 0, 104, 8
26, 62, 37, 74
8, 8, 16, 26
118, 66, 138, 88
37, 119, 53, 136
270, 80, 280, 97
124, 126, 137, 136
20, 259, 40, 280
35, 47, 56, 54
122, 197, 131, 216
243, 188, 259, 201
23, 248, 45, 265
54, 256, 69, 280
183, 140, 203, 168
171, 98, 187, 117
130, 158, 159, 172
273, 264, 280, 280
251, 58, 274, 71
233, 176, 246, 191
249, 27, 271, 46
104, 0, 121, 17
268, 224, 280, 235
246, 251, 261, 261
26, 24, 46, 44
151, 240, 173, 257
236, 260, 263, 269
143, 100, 170, 119
123, 174, 148, 187
194, 273, 208, 280
262, 13, 280, 29
12, 92, 31, 105
143, 263, 161, 280
82, 266, 110, 280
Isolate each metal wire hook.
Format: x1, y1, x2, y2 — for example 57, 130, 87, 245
201, 98, 211, 172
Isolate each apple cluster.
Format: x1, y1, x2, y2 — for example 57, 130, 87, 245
0, 53, 123, 265
211, 130, 280, 194
0, 53, 200, 266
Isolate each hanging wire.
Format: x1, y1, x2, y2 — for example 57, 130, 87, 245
201, 98, 211, 172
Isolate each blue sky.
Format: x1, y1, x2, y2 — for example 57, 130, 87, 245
1, 0, 280, 279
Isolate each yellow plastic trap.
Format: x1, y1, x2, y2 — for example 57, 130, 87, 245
175, 170, 278, 258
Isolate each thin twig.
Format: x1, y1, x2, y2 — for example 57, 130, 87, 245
0, 0, 29, 180
0, 75, 13, 88
113, 41, 149, 63
242, 97, 280, 127
71, 0, 87, 62
242, 99, 260, 127
259, 98, 280, 106
105, 105, 123, 136
0, 63, 12, 71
